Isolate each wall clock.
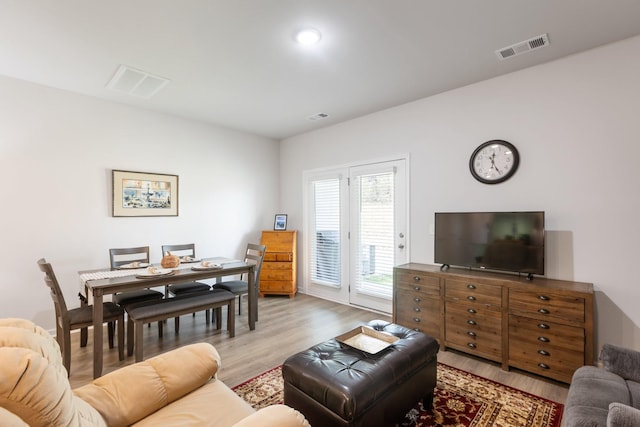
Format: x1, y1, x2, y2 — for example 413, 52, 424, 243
469, 140, 519, 184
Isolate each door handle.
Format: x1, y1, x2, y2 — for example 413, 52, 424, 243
398, 244, 405, 249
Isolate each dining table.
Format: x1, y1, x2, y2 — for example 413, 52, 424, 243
79, 257, 256, 378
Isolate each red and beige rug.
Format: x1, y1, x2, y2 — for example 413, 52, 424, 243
232, 363, 563, 427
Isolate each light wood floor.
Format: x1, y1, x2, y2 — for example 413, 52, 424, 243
67, 293, 569, 406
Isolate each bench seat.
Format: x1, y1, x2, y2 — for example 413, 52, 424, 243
126, 289, 236, 361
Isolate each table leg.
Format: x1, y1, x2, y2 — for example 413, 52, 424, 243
93, 293, 104, 378
248, 266, 256, 330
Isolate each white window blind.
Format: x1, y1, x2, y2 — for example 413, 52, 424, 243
310, 178, 341, 286
353, 171, 394, 299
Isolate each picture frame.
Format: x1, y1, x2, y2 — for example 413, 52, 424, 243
274, 214, 288, 230
112, 169, 178, 217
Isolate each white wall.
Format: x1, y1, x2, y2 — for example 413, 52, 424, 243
281, 35, 640, 351
0, 76, 280, 329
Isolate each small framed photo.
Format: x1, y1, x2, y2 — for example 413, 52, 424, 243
112, 169, 178, 217
274, 214, 288, 230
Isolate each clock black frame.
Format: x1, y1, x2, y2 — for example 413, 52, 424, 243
469, 139, 520, 184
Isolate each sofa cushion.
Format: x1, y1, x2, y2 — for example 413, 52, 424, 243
0, 347, 106, 427
607, 402, 640, 427
626, 380, 640, 409
601, 344, 640, 383
132, 379, 255, 427
74, 342, 221, 427
565, 366, 632, 427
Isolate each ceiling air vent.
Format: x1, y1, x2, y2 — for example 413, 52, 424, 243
106, 65, 170, 98
307, 112, 329, 121
495, 33, 549, 60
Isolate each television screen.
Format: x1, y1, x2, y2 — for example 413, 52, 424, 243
434, 211, 545, 276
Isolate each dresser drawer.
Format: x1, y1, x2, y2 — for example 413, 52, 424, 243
395, 296, 440, 337
396, 279, 441, 297
445, 324, 502, 362
260, 270, 293, 281
396, 271, 440, 292
509, 289, 585, 323
509, 315, 584, 382
262, 261, 292, 270
445, 279, 502, 308
260, 281, 294, 292
264, 252, 293, 262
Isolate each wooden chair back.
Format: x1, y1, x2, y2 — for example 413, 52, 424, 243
245, 243, 266, 286
109, 246, 150, 269
37, 258, 68, 327
161, 243, 196, 258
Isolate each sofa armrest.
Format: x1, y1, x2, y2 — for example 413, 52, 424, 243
231, 405, 311, 427
74, 343, 220, 427
601, 344, 640, 382
608, 402, 640, 427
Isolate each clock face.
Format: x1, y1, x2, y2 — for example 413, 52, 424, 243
469, 140, 519, 184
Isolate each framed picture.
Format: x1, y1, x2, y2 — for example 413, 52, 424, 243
274, 214, 288, 230
112, 170, 178, 217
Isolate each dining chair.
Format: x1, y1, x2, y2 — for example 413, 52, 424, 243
37, 258, 125, 375
162, 243, 213, 330
212, 243, 266, 315
109, 246, 165, 338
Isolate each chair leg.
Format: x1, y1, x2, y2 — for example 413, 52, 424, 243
238, 295, 242, 315
228, 299, 235, 338
80, 327, 88, 347
117, 317, 125, 361
174, 316, 180, 334
63, 330, 71, 375
127, 317, 134, 357
205, 309, 211, 324
107, 321, 115, 348
215, 308, 222, 330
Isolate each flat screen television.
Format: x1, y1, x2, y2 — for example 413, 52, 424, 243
434, 211, 545, 278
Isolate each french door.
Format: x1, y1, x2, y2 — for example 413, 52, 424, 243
304, 157, 408, 313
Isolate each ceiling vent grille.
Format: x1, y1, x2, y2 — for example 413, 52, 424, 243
106, 65, 170, 98
307, 112, 329, 121
495, 33, 549, 60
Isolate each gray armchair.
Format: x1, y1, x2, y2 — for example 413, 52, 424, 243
565, 344, 640, 427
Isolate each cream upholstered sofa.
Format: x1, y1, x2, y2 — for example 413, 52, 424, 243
0, 318, 310, 427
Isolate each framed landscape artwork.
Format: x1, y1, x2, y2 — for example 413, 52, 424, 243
274, 214, 288, 230
112, 169, 178, 217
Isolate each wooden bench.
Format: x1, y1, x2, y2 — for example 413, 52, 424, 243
126, 289, 236, 362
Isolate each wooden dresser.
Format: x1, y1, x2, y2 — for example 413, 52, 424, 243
393, 263, 594, 383
259, 230, 297, 298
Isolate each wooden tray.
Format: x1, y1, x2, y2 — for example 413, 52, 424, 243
336, 326, 399, 355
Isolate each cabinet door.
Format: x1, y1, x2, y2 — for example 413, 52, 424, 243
509, 314, 584, 383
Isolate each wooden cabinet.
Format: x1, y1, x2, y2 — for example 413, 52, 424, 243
393, 263, 594, 383
259, 230, 297, 298
393, 269, 442, 339
444, 279, 503, 363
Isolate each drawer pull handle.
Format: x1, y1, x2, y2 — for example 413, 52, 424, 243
467, 342, 477, 349
538, 363, 550, 369
538, 336, 550, 343
467, 319, 477, 326
538, 308, 550, 315
413, 317, 421, 323
414, 297, 421, 303
538, 349, 550, 356
413, 276, 422, 282
413, 286, 421, 291
413, 307, 421, 313
413, 328, 421, 332
467, 308, 477, 314
467, 296, 476, 301
467, 284, 476, 290
538, 295, 550, 301
538, 323, 550, 329
467, 331, 477, 337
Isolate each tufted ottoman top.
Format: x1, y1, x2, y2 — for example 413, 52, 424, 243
282, 320, 439, 421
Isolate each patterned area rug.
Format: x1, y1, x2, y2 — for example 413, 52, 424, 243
231, 363, 563, 427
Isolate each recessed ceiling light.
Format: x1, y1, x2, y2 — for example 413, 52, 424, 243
295, 28, 321, 45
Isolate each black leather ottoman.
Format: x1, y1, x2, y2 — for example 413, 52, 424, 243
282, 320, 439, 427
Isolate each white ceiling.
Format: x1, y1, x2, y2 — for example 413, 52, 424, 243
2, 1, 640, 140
